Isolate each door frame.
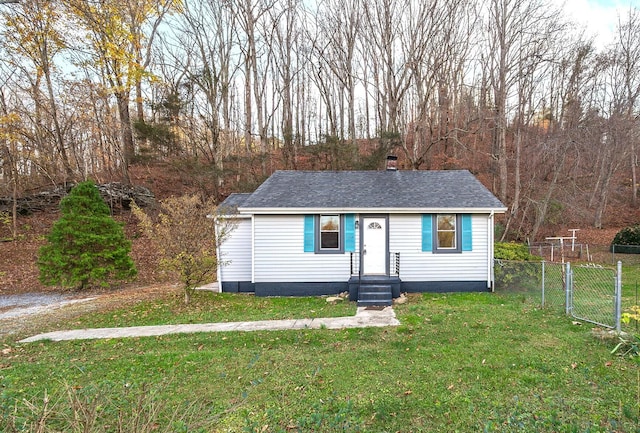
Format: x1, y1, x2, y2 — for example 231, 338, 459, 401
359, 214, 389, 276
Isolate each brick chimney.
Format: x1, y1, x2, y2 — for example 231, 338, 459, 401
386, 155, 398, 171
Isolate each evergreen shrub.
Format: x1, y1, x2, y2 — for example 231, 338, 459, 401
611, 225, 640, 254
38, 181, 137, 289
494, 242, 538, 261
494, 242, 541, 291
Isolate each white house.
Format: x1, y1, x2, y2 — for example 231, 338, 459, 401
216, 167, 506, 306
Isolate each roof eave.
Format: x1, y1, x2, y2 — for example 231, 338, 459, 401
238, 207, 508, 215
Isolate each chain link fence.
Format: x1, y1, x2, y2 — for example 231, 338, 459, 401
527, 242, 640, 266
610, 244, 640, 266
494, 260, 623, 330
494, 260, 564, 312
570, 264, 620, 329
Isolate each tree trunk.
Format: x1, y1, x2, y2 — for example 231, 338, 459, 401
136, 79, 145, 123
500, 126, 521, 241
530, 140, 567, 241
593, 161, 616, 229
632, 148, 638, 206
43, 56, 73, 180
493, 95, 508, 203
184, 289, 191, 305
12, 176, 17, 240
244, 60, 252, 154
116, 92, 134, 185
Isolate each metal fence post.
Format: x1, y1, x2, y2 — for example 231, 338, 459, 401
616, 261, 622, 333
611, 245, 615, 266
565, 262, 572, 316
541, 260, 546, 308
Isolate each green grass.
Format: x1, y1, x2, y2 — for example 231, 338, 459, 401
496, 261, 640, 330
623, 264, 640, 301
1, 292, 639, 432
68, 291, 357, 329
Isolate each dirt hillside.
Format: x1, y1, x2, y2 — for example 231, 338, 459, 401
0, 162, 625, 296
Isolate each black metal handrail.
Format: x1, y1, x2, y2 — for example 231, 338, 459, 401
392, 252, 400, 276
350, 251, 360, 275
350, 251, 400, 276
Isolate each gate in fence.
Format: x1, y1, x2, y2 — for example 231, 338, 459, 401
494, 260, 623, 330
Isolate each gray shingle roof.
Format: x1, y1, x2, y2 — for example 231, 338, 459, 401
218, 193, 251, 213
238, 170, 505, 211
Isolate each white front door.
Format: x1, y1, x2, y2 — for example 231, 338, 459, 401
362, 217, 387, 275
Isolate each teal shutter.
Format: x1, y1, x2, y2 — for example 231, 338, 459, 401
421, 214, 432, 252
461, 214, 472, 251
304, 215, 315, 252
344, 214, 355, 252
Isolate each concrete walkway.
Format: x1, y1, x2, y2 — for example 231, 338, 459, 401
19, 306, 400, 343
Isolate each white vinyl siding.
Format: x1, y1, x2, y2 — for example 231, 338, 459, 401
218, 218, 252, 282
254, 215, 355, 282
390, 214, 488, 282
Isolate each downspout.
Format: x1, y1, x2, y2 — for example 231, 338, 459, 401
358, 216, 362, 301
251, 215, 255, 284
358, 251, 362, 300
488, 211, 495, 291
214, 215, 222, 290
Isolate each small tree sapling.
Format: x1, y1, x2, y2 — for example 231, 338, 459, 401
132, 194, 235, 304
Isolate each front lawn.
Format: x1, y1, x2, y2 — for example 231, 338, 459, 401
1, 291, 638, 432
68, 290, 358, 329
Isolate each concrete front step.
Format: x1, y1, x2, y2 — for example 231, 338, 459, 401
359, 284, 393, 293
357, 284, 392, 307
348, 276, 401, 302
357, 299, 392, 307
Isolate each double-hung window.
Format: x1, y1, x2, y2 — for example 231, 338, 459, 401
303, 214, 355, 254
436, 214, 457, 250
319, 215, 341, 250
422, 213, 472, 253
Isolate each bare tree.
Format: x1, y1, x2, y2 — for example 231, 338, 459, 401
585, 48, 636, 228
0, 88, 20, 239
499, 13, 568, 240
176, 0, 239, 171
400, 0, 477, 170
361, 0, 413, 136
311, 0, 361, 146
512, 38, 592, 239
232, 0, 276, 157
615, 8, 640, 206
484, 0, 563, 203
1, 0, 73, 179
268, 0, 303, 168
62, 0, 178, 184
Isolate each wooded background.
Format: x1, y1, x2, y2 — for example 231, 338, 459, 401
1, 0, 639, 242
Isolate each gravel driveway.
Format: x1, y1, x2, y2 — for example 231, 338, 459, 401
0, 293, 95, 320
0, 285, 174, 340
